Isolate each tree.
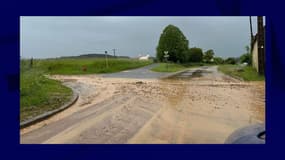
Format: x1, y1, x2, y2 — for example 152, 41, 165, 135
156, 25, 189, 63
213, 57, 224, 64
225, 57, 237, 64
239, 53, 251, 64
188, 47, 203, 62
204, 49, 215, 63
239, 45, 252, 65
245, 45, 250, 53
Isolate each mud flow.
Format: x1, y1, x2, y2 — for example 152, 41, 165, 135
21, 66, 265, 144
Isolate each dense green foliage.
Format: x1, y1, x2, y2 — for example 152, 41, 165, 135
156, 25, 220, 65
225, 57, 237, 64
188, 47, 203, 62
218, 65, 264, 81
239, 53, 251, 64
156, 25, 189, 63
213, 57, 224, 64
203, 49, 215, 63
239, 46, 252, 65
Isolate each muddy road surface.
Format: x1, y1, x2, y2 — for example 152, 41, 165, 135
20, 66, 265, 144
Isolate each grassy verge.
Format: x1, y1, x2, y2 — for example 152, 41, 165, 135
20, 68, 72, 122
37, 58, 153, 75
218, 64, 265, 81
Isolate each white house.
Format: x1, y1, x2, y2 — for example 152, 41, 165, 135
139, 54, 150, 60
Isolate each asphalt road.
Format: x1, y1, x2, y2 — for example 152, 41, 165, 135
101, 63, 172, 79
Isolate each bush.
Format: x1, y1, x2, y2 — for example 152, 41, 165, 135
213, 57, 224, 64
153, 58, 159, 63
225, 57, 237, 64
188, 47, 203, 62
204, 49, 215, 63
240, 53, 252, 65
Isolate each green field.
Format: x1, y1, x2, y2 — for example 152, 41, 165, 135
35, 58, 153, 75
218, 65, 265, 81
20, 58, 153, 121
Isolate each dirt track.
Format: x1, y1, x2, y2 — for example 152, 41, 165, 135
20, 66, 265, 144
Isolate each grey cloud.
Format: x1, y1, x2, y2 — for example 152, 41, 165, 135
20, 16, 259, 59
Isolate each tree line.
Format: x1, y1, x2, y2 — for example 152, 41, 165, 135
156, 24, 251, 65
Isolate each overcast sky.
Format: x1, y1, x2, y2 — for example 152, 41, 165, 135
20, 16, 259, 59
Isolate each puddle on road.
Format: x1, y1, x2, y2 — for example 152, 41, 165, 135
166, 69, 212, 80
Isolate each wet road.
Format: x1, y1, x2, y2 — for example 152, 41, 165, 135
167, 66, 224, 80
101, 63, 172, 79
20, 65, 265, 144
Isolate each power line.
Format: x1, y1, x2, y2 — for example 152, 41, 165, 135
112, 49, 116, 57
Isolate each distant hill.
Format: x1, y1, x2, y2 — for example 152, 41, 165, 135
60, 53, 130, 59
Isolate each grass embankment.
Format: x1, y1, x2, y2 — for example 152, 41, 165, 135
20, 58, 152, 121
151, 62, 205, 72
218, 65, 265, 81
20, 68, 72, 122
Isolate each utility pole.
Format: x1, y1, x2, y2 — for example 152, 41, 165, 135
105, 51, 109, 68
249, 16, 253, 43
164, 51, 169, 71
257, 16, 265, 75
112, 49, 116, 58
